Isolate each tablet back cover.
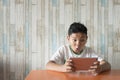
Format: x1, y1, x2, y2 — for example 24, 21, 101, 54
71, 58, 97, 71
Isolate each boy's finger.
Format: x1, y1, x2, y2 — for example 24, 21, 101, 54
67, 58, 72, 62
88, 68, 96, 72
90, 65, 97, 69
93, 61, 100, 65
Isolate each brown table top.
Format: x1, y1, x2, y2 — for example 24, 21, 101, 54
25, 70, 120, 80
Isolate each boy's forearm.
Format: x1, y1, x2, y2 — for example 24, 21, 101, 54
46, 61, 64, 72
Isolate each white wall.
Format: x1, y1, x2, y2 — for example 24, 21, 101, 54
0, 0, 120, 80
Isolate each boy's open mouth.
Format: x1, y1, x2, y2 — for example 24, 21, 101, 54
75, 48, 80, 52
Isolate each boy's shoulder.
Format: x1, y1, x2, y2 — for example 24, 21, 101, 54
84, 46, 95, 52
59, 44, 69, 49
84, 46, 93, 50
55, 45, 70, 54
57, 44, 70, 51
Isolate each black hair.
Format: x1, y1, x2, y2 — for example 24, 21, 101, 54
68, 22, 87, 36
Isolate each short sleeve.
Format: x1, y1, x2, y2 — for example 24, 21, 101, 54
50, 46, 65, 64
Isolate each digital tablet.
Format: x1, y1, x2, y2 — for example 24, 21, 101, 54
70, 58, 98, 71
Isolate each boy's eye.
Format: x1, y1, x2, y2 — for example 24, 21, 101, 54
72, 39, 86, 42
73, 39, 77, 42
80, 39, 85, 42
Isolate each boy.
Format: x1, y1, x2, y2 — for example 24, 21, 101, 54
46, 22, 111, 74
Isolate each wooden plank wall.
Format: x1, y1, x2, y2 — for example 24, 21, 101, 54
0, 0, 120, 80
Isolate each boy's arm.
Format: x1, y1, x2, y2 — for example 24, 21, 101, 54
46, 61, 65, 72
99, 60, 111, 72
46, 59, 73, 72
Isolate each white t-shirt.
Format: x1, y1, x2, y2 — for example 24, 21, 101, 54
50, 45, 104, 64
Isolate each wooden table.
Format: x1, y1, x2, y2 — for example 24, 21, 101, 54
25, 70, 120, 80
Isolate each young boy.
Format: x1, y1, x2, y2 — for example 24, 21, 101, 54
46, 22, 111, 73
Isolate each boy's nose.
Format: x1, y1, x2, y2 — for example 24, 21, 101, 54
76, 43, 81, 48
76, 41, 81, 45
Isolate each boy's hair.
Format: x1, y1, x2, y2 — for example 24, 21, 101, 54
68, 22, 87, 36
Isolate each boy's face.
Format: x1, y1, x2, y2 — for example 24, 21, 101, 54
67, 32, 87, 54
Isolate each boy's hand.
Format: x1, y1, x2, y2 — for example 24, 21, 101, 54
62, 59, 74, 72
88, 61, 101, 74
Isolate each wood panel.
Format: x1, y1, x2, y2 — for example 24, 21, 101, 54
0, 0, 120, 80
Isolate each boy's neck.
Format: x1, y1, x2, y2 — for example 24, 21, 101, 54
69, 45, 83, 55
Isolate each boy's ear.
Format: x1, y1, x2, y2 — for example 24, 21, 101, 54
67, 35, 70, 40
